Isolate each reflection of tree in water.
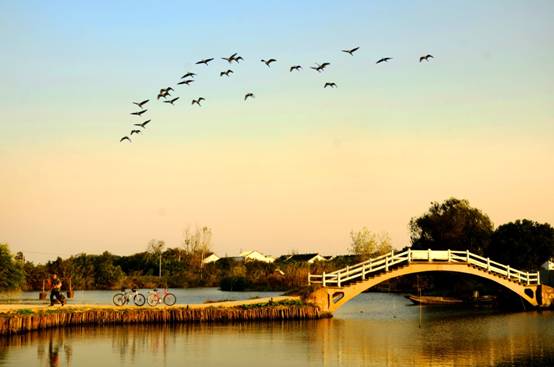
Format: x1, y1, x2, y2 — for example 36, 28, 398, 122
111, 324, 173, 365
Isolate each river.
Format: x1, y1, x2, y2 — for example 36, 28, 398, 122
1, 290, 553, 366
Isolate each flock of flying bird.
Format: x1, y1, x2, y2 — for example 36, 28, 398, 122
121, 48, 434, 143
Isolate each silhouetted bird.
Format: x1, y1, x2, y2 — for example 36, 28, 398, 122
130, 129, 141, 135
220, 69, 233, 77
234, 56, 244, 63
178, 79, 194, 85
192, 97, 205, 106
134, 120, 151, 128
120, 136, 131, 143
261, 58, 276, 67
157, 87, 173, 99
222, 53, 238, 63
376, 57, 392, 64
311, 62, 330, 72
290, 65, 302, 72
244, 93, 254, 101
181, 72, 196, 79
419, 54, 434, 62
196, 58, 214, 65
131, 109, 147, 116
342, 47, 359, 55
133, 99, 149, 108
324, 82, 337, 88
164, 97, 179, 105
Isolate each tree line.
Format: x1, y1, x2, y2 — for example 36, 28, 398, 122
1, 198, 553, 292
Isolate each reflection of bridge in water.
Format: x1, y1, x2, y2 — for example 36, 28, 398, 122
308, 249, 554, 312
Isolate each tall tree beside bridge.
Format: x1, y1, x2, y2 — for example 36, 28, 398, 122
487, 219, 554, 272
349, 228, 393, 260
409, 198, 494, 255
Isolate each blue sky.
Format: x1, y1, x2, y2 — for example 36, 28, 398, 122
1, 1, 553, 262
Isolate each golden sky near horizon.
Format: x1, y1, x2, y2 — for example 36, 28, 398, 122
2, 129, 553, 262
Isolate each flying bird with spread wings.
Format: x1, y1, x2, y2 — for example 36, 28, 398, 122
419, 54, 434, 62
289, 65, 302, 72
192, 97, 205, 106
220, 69, 233, 77
164, 97, 179, 105
131, 109, 147, 116
222, 53, 238, 63
311, 62, 330, 72
181, 72, 196, 79
120, 136, 131, 143
178, 79, 194, 85
130, 129, 141, 135
342, 47, 359, 55
376, 57, 392, 64
157, 87, 173, 99
134, 120, 151, 128
133, 99, 149, 108
324, 82, 337, 88
244, 93, 254, 101
196, 58, 214, 66
261, 58, 277, 67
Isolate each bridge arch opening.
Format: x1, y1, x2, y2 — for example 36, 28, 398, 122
327, 270, 537, 308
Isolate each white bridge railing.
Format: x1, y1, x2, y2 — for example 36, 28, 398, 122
308, 249, 541, 287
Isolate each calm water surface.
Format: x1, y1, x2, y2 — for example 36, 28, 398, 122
1, 291, 553, 367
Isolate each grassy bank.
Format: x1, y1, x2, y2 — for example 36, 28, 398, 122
0, 299, 330, 336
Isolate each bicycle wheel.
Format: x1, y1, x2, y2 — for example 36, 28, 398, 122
133, 293, 146, 306
163, 293, 176, 306
113, 293, 126, 306
147, 293, 158, 306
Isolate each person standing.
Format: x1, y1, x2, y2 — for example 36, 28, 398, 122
49, 274, 66, 306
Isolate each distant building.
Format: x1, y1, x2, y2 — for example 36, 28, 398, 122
239, 250, 275, 263
277, 253, 328, 264
202, 253, 220, 264
542, 259, 554, 271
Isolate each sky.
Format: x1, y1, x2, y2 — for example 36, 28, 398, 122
1, 1, 553, 263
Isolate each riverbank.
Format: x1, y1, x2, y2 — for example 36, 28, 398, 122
0, 296, 330, 336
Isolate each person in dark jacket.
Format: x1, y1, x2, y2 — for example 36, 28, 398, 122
49, 274, 66, 306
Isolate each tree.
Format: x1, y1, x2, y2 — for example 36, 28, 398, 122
349, 227, 393, 259
182, 226, 213, 278
94, 252, 124, 289
147, 239, 165, 278
0, 244, 25, 291
183, 226, 212, 257
487, 219, 554, 272
409, 198, 494, 255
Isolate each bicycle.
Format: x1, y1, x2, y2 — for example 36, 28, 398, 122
112, 288, 146, 306
147, 288, 176, 306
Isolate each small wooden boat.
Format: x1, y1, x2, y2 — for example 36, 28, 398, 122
406, 295, 464, 305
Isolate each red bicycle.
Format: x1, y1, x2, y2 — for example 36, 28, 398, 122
147, 288, 176, 306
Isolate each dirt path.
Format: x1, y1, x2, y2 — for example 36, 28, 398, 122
0, 295, 300, 314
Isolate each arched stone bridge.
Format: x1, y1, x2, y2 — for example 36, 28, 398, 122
307, 249, 554, 313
